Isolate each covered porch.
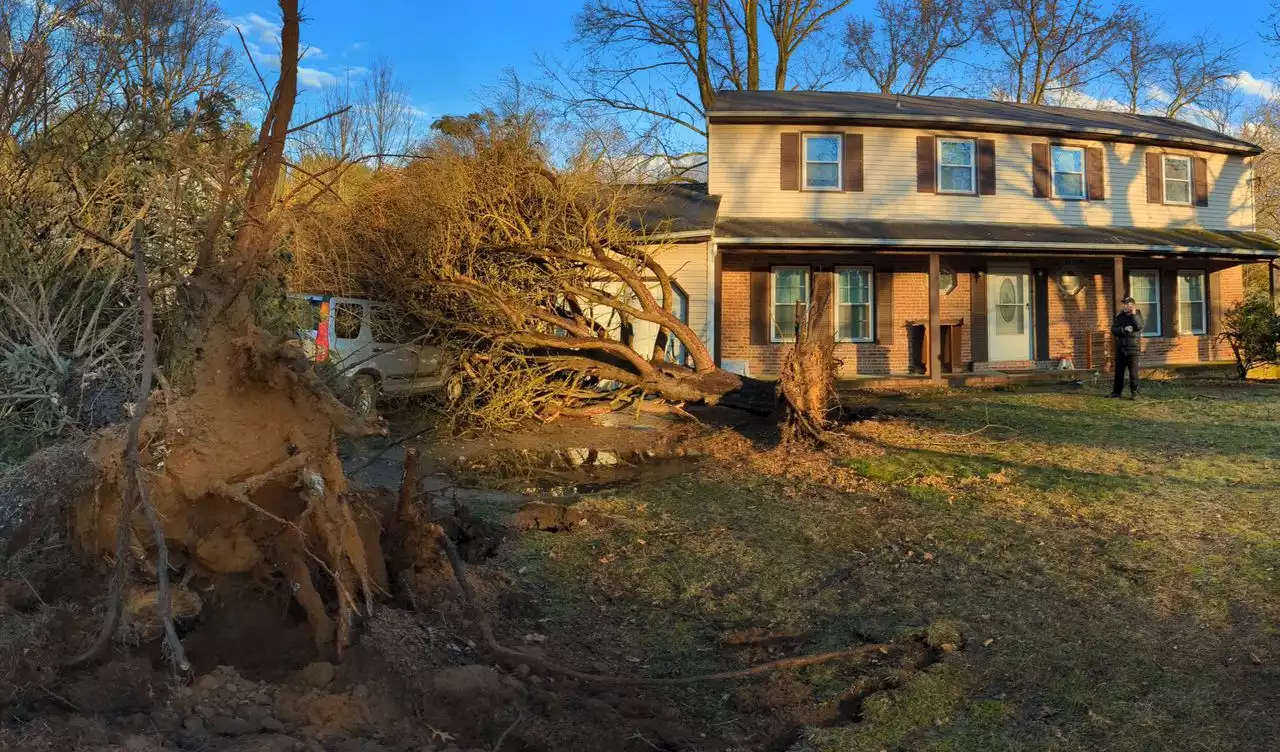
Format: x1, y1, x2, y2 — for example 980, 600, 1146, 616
712, 219, 1280, 380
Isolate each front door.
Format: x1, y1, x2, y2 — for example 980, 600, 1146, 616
987, 268, 1031, 361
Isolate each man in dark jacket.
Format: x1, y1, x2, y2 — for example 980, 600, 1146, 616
1110, 295, 1144, 398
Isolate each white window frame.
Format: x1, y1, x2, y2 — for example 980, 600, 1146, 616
1162, 155, 1192, 206
1177, 271, 1207, 336
834, 266, 875, 343
770, 266, 810, 343
1051, 145, 1086, 200
802, 133, 842, 191
664, 282, 690, 365
1128, 270, 1162, 337
936, 137, 976, 194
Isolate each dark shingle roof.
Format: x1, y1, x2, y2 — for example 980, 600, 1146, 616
713, 218, 1280, 257
629, 182, 721, 236
707, 91, 1261, 155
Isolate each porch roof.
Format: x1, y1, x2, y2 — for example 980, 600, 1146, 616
713, 218, 1280, 258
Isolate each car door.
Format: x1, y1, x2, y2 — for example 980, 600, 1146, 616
368, 304, 418, 385
328, 298, 374, 373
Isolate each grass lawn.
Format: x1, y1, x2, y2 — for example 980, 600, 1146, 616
492, 380, 1280, 751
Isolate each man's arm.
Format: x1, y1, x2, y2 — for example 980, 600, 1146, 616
1134, 310, 1145, 334
1110, 314, 1125, 335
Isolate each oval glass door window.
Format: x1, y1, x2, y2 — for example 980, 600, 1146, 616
995, 278, 1024, 334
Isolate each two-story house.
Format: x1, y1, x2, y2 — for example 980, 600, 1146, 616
644, 90, 1280, 381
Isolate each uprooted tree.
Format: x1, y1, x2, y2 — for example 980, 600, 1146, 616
1, 0, 403, 667
297, 108, 807, 428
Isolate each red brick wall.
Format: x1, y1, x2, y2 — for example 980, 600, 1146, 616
720, 256, 1245, 377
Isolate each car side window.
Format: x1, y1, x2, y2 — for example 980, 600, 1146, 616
333, 302, 365, 340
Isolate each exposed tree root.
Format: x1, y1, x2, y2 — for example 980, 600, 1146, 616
435, 528, 904, 686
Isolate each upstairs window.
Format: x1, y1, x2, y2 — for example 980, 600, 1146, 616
835, 267, 874, 342
1178, 271, 1206, 335
771, 266, 809, 342
1128, 271, 1162, 337
937, 138, 975, 194
1051, 145, 1086, 199
803, 134, 841, 190
1163, 155, 1192, 205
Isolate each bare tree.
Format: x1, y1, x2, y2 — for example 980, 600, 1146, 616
1157, 35, 1239, 119
763, 0, 853, 89
556, 0, 855, 171
1108, 10, 1161, 113
843, 0, 974, 95
359, 59, 415, 169
1198, 76, 1244, 134
977, 0, 1132, 105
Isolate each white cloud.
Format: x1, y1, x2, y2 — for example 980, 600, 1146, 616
227, 11, 344, 90
1048, 88, 1123, 112
1231, 71, 1277, 101
298, 67, 339, 89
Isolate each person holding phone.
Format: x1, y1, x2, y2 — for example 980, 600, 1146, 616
1109, 295, 1144, 399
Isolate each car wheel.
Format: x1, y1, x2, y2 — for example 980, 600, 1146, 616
349, 374, 379, 418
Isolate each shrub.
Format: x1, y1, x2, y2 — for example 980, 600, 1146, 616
1219, 295, 1280, 379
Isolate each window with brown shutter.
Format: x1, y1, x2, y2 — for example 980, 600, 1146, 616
780, 133, 800, 191
1032, 143, 1050, 198
1086, 147, 1105, 200
977, 139, 996, 195
916, 136, 936, 193
1145, 152, 1163, 203
843, 133, 863, 192
1193, 156, 1209, 206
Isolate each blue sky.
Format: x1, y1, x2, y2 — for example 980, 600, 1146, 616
219, 0, 1280, 124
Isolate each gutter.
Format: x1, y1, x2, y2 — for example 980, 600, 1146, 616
646, 228, 714, 241
706, 111, 1261, 156
714, 236, 1280, 258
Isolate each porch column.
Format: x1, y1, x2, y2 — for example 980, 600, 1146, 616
1112, 256, 1125, 312
928, 253, 942, 383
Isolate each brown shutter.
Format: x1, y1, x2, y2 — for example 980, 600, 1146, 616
1208, 269, 1224, 337
812, 269, 834, 334
780, 133, 800, 191
750, 268, 771, 344
843, 133, 863, 192
916, 136, 936, 193
1161, 269, 1177, 337
875, 268, 894, 344
1146, 152, 1163, 203
970, 269, 987, 365
1034, 270, 1050, 360
1032, 143, 1050, 198
1086, 147, 1105, 200
977, 138, 996, 195
1193, 156, 1209, 207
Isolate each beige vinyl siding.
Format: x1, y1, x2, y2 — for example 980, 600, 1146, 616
629, 240, 710, 359
708, 123, 1255, 232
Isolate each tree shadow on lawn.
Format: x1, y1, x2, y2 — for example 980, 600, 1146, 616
495, 437, 1280, 751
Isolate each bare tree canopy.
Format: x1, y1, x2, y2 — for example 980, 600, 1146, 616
1156, 35, 1239, 118
977, 0, 1133, 105
842, 0, 974, 95
1109, 14, 1239, 118
555, 0, 854, 172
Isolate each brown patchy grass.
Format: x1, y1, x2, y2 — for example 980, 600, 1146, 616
492, 380, 1280, 751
